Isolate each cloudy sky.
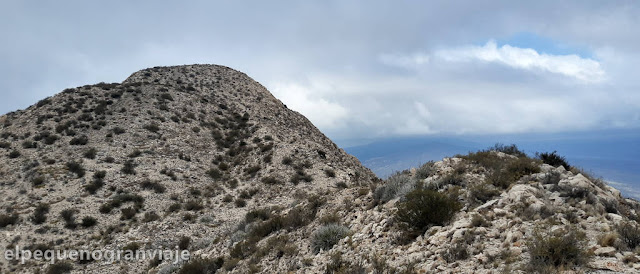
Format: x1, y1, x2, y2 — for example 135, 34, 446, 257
2, 1, 639, 142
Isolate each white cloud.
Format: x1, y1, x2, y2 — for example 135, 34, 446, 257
269, 81, 349, 129
379, 52, 430, 69
436, 40, 606, 83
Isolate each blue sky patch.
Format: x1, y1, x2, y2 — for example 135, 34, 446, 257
496, 31, 593, 59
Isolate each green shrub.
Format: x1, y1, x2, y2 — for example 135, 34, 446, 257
415, 161, 436, 180
543, 171, 562, 185
22, 140, 37, 149
80, 216, 97, 228
178, 236, 191, 250
222, 195, 233, 203
167, 203, 182, 213
66, 161, 85, 178
290, 172, 313, 185
0, 141, 11, 148
184, 200, 204, 211
245, 208, 272, 223
528, 225, 589, 270
69, 135, 89, 145
335, 181, 348, 189
324, 252, 366, 274
324, 169, 336, 178
46, 261, 73, 274
468, 183, 500, 205
140, 180, 165, 193
113, 127, 126, 134
178, 257, 224, 274
143, 211, 160, 222
60, 209, 77, 229
120, 207, 137, 220
491, 143, 527, 157
395, 189, 461, 234
437, 173, 465, 187
206, 167, 222, 180
442, 242, 469, 263
122, 242, 141, 251
244, 165, 261, 176
83, 148, 97, 159
281, 156, 293, 165
32, 203, 50, 224
373, 172, 413, 204
460, 150, 503, 170
144, 123, 160, 133
311, 224, 351, 253
537, 151, 570, 170
0, 213, 19, 228
261, 176, 283, 185
487, 157, 540, 189
8, 149, 21, 158
234, 198, 247, 208
617, 221, 640, 249
100, 193, 145, 214
121, 160, 136, 175
85, 177, 105, 194
31, 176, 46, 187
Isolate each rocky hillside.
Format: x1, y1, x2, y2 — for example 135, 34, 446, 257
1, 65, 640, 274
0, 64, 377, 273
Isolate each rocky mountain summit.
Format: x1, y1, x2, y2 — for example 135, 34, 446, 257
1, 65, 639, 274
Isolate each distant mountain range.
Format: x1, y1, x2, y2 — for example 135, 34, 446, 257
344, 128, 640, 199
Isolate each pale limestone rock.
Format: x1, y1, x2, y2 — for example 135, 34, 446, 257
594, 246, 617, 257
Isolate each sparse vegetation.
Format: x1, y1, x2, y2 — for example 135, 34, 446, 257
113, 127, 126, 134
144, 122, 160, 133
0, 213, 19, 228
8, 149, 21, 158
85, 171, 106, 194
31, 176, 46, 187
324, 168, 336, 178
415, 161, 436, 179
617, 221, 640, 249
311, 224, 351, 253
261, 176, 283, 185
374, 172, 413, 204
69, 135, 89, 145
60, 209, 77, 229
121, 160, 137, 175
527, 225, 589, 271
537, 151, 571, 170
31, 203, 50, 225
184, 200, 204, 211
395, 188, 461, 235
80, 216, 97, 228
99, 193, 145, 214
143, 211, 160, 222
178, 257, 224, 274
46, 261, 73, 274
207, 167, 222, 180
140, 180, 166, 193
66, 161, 85, 178
83, 148, 97, 159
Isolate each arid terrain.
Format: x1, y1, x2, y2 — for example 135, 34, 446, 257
1, 65, 640, 273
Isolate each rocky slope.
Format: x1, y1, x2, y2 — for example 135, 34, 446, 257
0, 64, 376, 273
1, 65, 639, 274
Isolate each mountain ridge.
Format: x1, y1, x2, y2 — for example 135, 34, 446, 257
0, 64, 639, 273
